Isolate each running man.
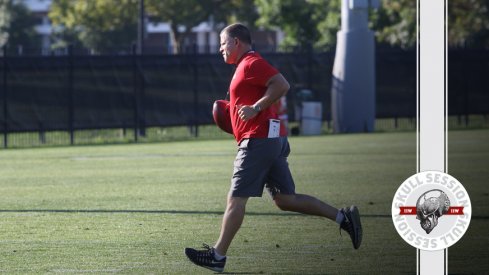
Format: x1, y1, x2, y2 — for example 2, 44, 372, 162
185, 23, 362, 273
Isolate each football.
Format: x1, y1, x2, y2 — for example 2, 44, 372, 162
212, 100, 233, 134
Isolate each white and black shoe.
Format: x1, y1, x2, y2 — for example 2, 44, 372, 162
340, 205, 363, 249
185, 244, 226, 273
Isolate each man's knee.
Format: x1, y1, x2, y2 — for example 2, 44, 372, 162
226, 196, 248, 211
274, 194, 295, 211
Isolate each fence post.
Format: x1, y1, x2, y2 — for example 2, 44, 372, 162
307, 43, 313, 90
192, 43, 199, 138
68, 45, 75, 145
2, 45, 8, 148
132, 44, 139, 142
139, 53, 146, 137
464, 82, 469, 126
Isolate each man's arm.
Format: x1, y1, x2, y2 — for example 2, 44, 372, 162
238, 73, 290, 121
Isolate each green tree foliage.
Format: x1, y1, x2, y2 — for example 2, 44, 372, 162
49, 0, 139, 52
0, 0, 40, 50
371, 0, 416, 49
372, 0, 489, 49
0, 0, 10, 47
255, 0, 321, 50
223, 0, 260, 29
314, 0, 341, 50
145, 0, 258, 53
48, 0, 250, 53
254, 0, 341, 51
145, 0, 215, 53
256, 0, 489, 50
47, 0, 489, 53
448, 0, 489, 48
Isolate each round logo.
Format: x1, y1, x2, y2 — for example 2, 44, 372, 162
391, 171, 471, 251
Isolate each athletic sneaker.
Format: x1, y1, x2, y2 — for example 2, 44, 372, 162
340, 205, 363, 249
184, 244, 226, 272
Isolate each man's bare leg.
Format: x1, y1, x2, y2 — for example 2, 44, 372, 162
273, 193, 338, 221
213, 195, 249, 256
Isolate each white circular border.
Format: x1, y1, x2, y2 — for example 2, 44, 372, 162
391, 171, 472, 251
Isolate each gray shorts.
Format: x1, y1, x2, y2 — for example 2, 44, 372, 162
230, 137, 296, 197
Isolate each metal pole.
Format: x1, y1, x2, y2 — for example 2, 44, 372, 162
137, 0, 145, 55
137, 0, 146, 138
68, 45, 74, 145
193, 43, 199, 137
132, 44, 139, 142
140, 64, 146, 137
2, 46, 8, 148
307, 43, 312, 90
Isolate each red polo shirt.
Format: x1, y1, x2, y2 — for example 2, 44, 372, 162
229, 52, 287, 144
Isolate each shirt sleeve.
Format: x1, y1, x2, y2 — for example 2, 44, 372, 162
244, 58, 279, 86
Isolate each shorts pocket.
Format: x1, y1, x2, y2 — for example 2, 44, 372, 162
238, 139, 250, 150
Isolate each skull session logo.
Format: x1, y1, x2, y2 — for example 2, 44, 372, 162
416, 190, 451, 234
392, 171, 471, 251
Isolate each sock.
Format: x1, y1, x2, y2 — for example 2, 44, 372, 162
335, 211, 345, 225
212, 248, 226, 260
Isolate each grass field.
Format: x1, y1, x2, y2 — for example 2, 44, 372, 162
0, 130, 487, 274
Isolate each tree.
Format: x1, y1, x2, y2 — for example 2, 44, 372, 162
0, 0, 40, 51
145, 0, 258, 53
370, 0, 417, 49
223, 0, 260, 29
448, 0, 489, 48
254, 0, 489, 51
372, 0, 489, 49
49, 0, 248, 54
254, 0, 341, 51
313, 0, 341, 50
146, 0, 261, 53
255, 0, 320, 51
47, 0, 489, 54
145, 0, 214, 53
0, 0, 10, 48
49, 0, 139, 52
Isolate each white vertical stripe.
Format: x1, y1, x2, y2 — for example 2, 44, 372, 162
417, 0, 447, 274
419, 0, 445, 173
445, 0, 449, 271
445, 0, 449, 173
416, 0, 420, 174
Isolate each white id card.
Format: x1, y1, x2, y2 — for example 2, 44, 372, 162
268, 119, 280, 138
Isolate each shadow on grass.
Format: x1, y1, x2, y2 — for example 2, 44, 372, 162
1, 209, 487, 219
0, 209, 299, 216
0, 209, 386, 218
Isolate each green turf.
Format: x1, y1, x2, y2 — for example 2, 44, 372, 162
0, 130, 487, 274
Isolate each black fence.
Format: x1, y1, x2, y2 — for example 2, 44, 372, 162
1, 47, 488, 147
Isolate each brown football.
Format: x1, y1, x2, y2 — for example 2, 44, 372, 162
212, 100, 233, 134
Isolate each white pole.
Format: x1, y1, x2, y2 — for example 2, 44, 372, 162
417, 0, 447, 273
